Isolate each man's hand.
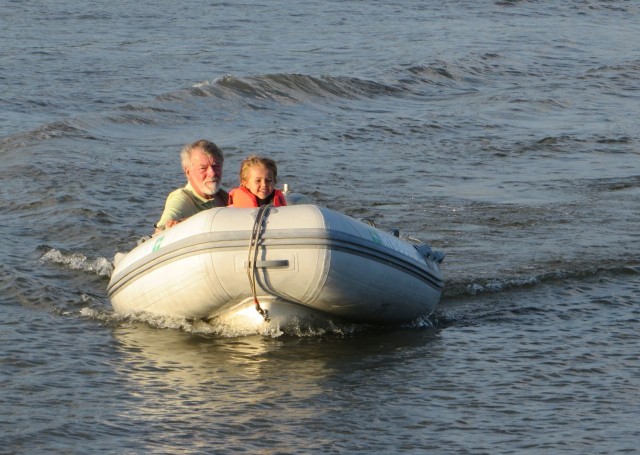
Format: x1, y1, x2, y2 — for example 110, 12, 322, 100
165, 219, 180, 229
153, 218, 182, 235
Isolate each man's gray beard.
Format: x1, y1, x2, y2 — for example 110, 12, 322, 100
204, 180, 220, 195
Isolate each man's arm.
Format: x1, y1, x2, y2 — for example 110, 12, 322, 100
154, 189, 193, 232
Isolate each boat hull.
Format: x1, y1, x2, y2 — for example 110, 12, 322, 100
107, 205, 444, 328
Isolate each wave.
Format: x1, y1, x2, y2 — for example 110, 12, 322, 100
192, 63, 493, 103
6, 49, 634, 150
586, 59, 640, 77
39, 247, 114, 278
4, 44, 639, 149
1, 71, 404, 147
443, 263, 640, 298
485, 133, 637, 158
0, 119, 100, 154
162, 73, 404, 104
586, 175, 640, 193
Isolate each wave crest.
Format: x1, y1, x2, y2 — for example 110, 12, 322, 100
186, 73, 401, 103
39, 247, 114, 277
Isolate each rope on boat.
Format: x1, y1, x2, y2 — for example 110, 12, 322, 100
247, 204, 271, 322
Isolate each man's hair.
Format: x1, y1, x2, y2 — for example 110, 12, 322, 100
180, 139, 224, 169
239, 155, 278, 184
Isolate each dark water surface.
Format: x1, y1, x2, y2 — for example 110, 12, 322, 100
1, 1, 639, 453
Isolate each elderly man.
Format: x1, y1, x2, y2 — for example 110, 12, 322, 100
154, 139, 228, 233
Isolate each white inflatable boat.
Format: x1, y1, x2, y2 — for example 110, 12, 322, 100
107, 204, 444, 331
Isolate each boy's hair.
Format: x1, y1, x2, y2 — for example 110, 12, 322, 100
239, 155, 278, 184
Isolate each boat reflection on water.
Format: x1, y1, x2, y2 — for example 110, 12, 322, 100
108, 321, 442, 450
111, 322, 309, 393
110, 321, 442, 402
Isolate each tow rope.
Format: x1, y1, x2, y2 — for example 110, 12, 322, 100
247, 204, 271, 322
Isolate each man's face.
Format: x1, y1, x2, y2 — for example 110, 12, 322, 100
185, 147, 223, 199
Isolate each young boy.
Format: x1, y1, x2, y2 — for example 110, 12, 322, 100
228, 155, 287, 207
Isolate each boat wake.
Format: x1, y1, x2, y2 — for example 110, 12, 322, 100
39, 246, 114, 278
444, 262, 639, 298
79, 306, 373, 338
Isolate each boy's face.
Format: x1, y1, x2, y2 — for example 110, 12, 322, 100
243, 165, 275, 200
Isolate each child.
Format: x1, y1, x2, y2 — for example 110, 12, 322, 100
228, 155, 287, 207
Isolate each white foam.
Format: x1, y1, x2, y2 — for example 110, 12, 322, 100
40, 248, 114, 277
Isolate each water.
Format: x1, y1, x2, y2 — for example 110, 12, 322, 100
1, 1, 639, 453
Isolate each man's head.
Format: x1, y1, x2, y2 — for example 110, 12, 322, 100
181, 139, 224, 199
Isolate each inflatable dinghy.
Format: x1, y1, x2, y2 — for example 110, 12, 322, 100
107, 204, 444, 330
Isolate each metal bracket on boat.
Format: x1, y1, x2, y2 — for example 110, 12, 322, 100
254, 302, 269, 322
243, 259, 289, 269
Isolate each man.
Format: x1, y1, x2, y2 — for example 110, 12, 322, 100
154, 139, 228, 233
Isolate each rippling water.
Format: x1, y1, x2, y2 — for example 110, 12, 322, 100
1, 1, 639, 453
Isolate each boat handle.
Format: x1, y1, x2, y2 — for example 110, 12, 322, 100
244, 259, 290, 268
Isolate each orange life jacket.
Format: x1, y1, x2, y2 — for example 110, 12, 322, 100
228, 186, 287, 208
